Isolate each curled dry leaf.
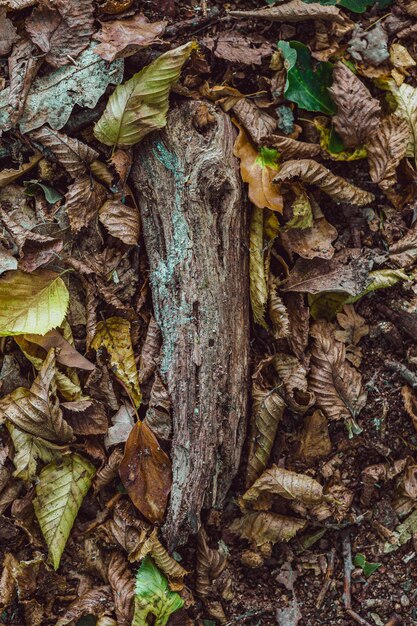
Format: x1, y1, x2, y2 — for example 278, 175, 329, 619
144, 372, 171, 441
24, 329, 94, 370
246, 384, 285, 488
0, 349, 73, 443
92, 317, 141, 408
402, 385, 417, 431
242, 465, 324, 507
329, 62, 381, 148
232, 98, 276, 144
119, 420, 172, 524
62, 400, 108, 436
269, 135, 321, 160
268, 277, 290, 340
196, 527, 227, 598
388, 82, 417, 162
107, 552, 135, 626
249, 207, 268, 328
25, 0, 95, 68
296, 410, 332, 465
367, 114, 409, 189
138, 316, 162, 384
309, 321, 367, 430
229, 1, 349, 25
361, 458, 408, 506
99, 200, 140, 246
274, 160, 374, 206
286, 293, 309, 362
65, 175, 107, 233
233, 124, 283, 212
389, 221, 417, 268
94, 13, 166, 62
94, 447, 124, 493
230, 511, 306, 548
272, 353, 315, 413
134, 528, 187, 587
0, 9, 18, 56
55, 586, 113, 626
29, 125, 99, 179
7, 422, 63, 482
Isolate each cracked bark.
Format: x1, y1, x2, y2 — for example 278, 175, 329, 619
132, 100, 250, 547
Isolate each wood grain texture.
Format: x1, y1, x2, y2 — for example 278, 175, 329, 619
132, 100, 249, 547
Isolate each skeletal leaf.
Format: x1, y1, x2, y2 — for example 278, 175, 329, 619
33, 453, 95, 569
389, 221, 417, 268
329, 61, 381, 147
296, 410, 332, 465
249, 207, 268, 328
230, 511, 306, 547
132, 556, 183, 626
0, 43, 124, 133
196, 528, 227, 598
91, 317, 141, 407
243, 465, 324, 507
233, 124, 283, 212
309, 320, 367, 431
0, 349, 73, 443
119, 421, 171, 523
94, 42, 196, 148
94, 13, 166, 62
0, 269, 69, 336
29, 125, 99, 178
389, 82, 417, 163
366, 114, 409, 189
247, 385, 286, 488
274, 160, 374, 206
99, 200, 140, 246
230, 1, 348, 24
402, 386, 417, 432
107, 552, 135, 626
6, 422, 63, 481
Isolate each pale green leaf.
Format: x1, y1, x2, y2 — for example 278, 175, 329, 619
0, 270, 69, 336
94, 42, 196, 148
132, 556, 183, 626
33, 453, 95, 569
389, 82, 417, 164
6, 422, 63, 482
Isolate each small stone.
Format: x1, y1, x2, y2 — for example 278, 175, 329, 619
401, 594, 410, 607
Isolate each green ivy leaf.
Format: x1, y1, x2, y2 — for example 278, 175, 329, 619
354, 553, 382, 577
278, 41, 336, 115
132, 556, 184, 626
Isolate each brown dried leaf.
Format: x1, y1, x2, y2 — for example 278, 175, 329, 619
361, 458, 408, 506
55, 586, 113, 626
296, 410, 332, 465
29, 125, 99, 179
283, 249, 374, 295
309, 320, 367, 425
107, 552, 135, 626
110, 149, 132, 186
0, 553, 18, 609
203, 32, 273, 66
232, 98, 276, 144
65, 175, 108, 233
26, 0, 95, 68
144, 373, 171, 441
94, 447, 124, 493
334, 304, 369, 345
402, 385, 417, 431
274, 160, 374, 206
269, 134, 321, 159
196, 527, 227, 598
234, 125, 283, 212
138, 316, 162, 384
268, 278, 290, 340
285, 293, 309, 362
367, 114, 409, 190
0, 9, 18, 55
23, 329, 94, 370
0, 349, 73, 442
94, 13, 166, 62
243, 465, 324, 507
119, 420, 172, 523
99, 200, 140, 246
389, 221, 417, 268
62, 400, 108, 435
86, 357, 119, 412
329, 62, 381, 148
272, 353, 315, 413
7, 39, 43, 128
229, 1, 349, 24
230, 511, 306, 547
249, 206, 268, 328
246, 384, 285, 488
281, 196, 337, 260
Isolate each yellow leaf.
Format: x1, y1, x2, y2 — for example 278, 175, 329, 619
91, 316, 141, 407
0, 270, 69, 336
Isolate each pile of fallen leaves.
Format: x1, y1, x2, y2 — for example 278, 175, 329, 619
1, 0, 417, 624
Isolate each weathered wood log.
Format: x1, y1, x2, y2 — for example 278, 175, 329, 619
132, 100, 249, 547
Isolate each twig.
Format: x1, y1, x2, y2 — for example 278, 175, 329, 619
342, 530, 352, 610
386, 360, 417, 390
316, 547, 335, 609
346, 609, 373, 626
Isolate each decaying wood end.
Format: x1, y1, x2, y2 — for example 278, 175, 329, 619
132, 100, 249, 547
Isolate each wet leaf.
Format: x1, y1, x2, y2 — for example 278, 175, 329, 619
94, 13, 166, 62
296, 410, 332, 465
94, 42, 196, 148
329, 61, 381, 147
91, 317, 141, 407
242, 465, 324, 507
119, 420, 171, 523
0, 349, 73, 442
366, 114, 409, 189
0, 43, 124, 133
132, 556, 183, 626
99, 200, 140, 246
274, 159, 374, 205
33, 452, 95, 569
309, 320, 367, 431
249, 207, 268, 328
278, 41, 336, 115
230, 511, 306, 547
233, 124, 283, 212
246, 385, 286, 487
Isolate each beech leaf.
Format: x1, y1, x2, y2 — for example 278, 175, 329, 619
6, 422, 63, 482
33, 453, 95, 569
99, 200, 140, 246
230, 511, 306, 547
249, 207, 268, 328
367, 114, 409, 189
0, 269, 69, 336
93, 13, 166, 62
242, 465, 324, 506
389, 82, 417, 164
94, 42, 196, 148
132, 556, 183, 626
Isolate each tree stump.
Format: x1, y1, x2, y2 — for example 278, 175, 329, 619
132, 100, 249, 547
